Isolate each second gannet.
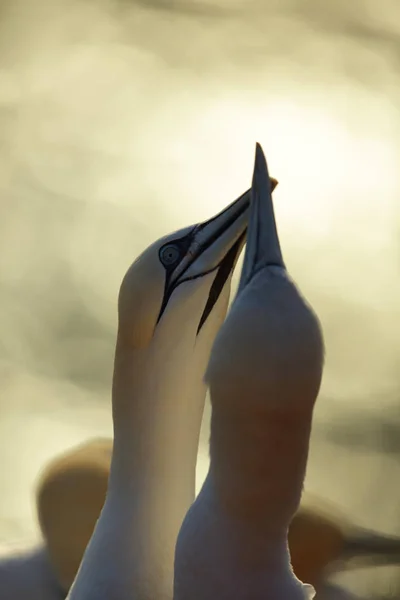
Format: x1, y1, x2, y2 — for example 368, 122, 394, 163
66, 183, 267, 600
173, 143, 324, 599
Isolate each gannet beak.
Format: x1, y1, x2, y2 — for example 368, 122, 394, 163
167, 175, 279, 290
237, 143, 284, 294
192, 173, 279, 264
157, 173, 279, 326
340, 531, 400, 567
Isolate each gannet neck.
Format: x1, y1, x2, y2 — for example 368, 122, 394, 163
207, 274, 323, 523
174, 280, 322, 600
66, 297, 231, 600
68, 283, 232, 600
174, 477, 315, 600
98, 288, 224, 599
110, 291, 214, 490
210, 393, 314, 531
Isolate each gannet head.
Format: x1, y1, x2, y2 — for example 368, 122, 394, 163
206, 143, 324, 421
116, 181, 274, 353
112, 181, 277, 441
36, 439, 112, 592
117, 191, 249, 351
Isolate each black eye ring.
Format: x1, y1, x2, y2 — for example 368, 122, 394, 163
159, 244, 181, 268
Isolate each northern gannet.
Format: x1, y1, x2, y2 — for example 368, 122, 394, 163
66, 183, 273, 600
173, 143, 324, 600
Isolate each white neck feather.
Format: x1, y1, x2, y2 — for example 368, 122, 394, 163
174, 476, 315, 600
173, 275, 323, 600
67, 283, 230, 600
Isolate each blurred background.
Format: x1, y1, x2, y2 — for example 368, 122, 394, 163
0, 0, 399, 595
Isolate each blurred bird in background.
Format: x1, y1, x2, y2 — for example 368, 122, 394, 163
6, 437, 397, 597
6, 437, 400, 598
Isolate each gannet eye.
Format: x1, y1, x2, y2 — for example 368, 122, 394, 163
159, 244, 181, 267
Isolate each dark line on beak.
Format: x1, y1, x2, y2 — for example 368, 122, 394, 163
197, 190, 250, 234
196, 232, 245, 334
157, 201, 248, 325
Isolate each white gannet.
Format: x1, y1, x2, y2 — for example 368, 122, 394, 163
173, 143, 324, 600
66, 184, 267, 600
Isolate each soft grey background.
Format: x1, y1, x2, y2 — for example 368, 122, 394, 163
0, 0, 399, 595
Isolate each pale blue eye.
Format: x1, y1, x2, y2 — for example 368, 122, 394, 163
160, 244, 180, 267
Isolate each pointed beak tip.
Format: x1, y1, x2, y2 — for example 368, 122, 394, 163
254, 141, 266, 165
253, 143, 277, 192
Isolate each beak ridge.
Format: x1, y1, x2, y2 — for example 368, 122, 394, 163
237, 143, 284, 295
